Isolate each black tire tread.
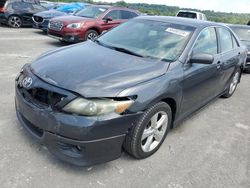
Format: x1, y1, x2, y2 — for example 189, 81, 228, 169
123, 102, 171, 159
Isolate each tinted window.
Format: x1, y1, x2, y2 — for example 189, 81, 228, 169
193, 27, 218, 55
98, 19, 195, 62
12, 2, 32, 10
105, 10, 121, 20
0, 0, 5, 7
218, 27, 233, 52
121, 10, 138, 19
177, 12, 197, 19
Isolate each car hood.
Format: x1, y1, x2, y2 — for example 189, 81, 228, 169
51, 15, 93, 24
30, 41, 170, 97
34, 10, 67, 19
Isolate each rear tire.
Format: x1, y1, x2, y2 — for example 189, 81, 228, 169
8, 15, 22, 28
222, 68, 241, 98
85, 30, 99, 41
123, 102, 172, 159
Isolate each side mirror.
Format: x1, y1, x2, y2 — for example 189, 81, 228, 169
105, 16, 113, 23
190, 53, 214, 64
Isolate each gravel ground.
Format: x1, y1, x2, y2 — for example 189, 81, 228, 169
0, 26, 249, 188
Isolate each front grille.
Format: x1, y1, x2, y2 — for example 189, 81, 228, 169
49, 21, 63, 31
28, 88, 65, 108
33, 16, 44, 23
18, 86, 66, 109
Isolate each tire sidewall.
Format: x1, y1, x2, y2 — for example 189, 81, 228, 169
134, 102, 172, 158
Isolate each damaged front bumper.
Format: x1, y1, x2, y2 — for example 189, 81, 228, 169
15, 70, 142, 166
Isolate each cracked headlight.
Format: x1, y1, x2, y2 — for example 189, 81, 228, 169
62, 98, 134, 116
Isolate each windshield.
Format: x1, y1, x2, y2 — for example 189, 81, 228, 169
231, 27, 250, 41
74, 6, 107, 18
97, 19, 195, 62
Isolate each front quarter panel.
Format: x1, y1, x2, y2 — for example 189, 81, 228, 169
117, 61, 183, 115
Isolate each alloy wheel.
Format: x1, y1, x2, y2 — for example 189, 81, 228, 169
8, 16, 22, 28
141, 111, 168, 152
229, 71, 240, 95
87, 32, 97, 40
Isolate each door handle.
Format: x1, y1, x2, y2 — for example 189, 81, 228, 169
216, 61, 221, 69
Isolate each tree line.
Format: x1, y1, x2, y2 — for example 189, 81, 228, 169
52, 0, 250, 25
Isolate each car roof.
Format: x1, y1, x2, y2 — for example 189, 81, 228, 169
135, 16, 223, 29
90, 4, 112, 9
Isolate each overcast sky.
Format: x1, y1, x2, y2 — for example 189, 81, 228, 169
93, 0, 250, 13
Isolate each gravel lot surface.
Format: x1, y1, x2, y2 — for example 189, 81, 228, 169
0, 26, 249, 188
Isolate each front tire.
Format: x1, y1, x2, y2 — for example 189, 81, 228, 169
8, 15, 22, 28
222, 68, 241, 98
123, 102, 172, 159
85, 30, 99, 41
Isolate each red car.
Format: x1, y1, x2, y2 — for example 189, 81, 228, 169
47, 5, 139, 43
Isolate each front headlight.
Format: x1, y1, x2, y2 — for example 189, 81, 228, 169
66, 22, 83, 29
62, 98, 134, 116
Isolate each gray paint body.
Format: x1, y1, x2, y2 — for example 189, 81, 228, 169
16, 16, 246, 166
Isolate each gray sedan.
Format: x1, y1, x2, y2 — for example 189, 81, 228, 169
15, 16, 247, 166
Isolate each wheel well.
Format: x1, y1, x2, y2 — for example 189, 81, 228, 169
8, 14, 22, 20
161, 98, 177, 128
87, 27, 100, 34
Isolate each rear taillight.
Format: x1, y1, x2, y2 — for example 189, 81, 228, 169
0, 7, 6, 13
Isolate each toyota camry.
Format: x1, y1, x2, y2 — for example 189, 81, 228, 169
15, 16, 247, 166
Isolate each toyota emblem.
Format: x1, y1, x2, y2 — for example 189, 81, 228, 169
22, 77, 33, 88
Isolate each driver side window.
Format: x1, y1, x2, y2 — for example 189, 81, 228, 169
104, 10, 121, 20
193, 27, 218, 55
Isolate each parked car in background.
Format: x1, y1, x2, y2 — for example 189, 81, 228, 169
33, 9, 67, 32
229, 24, 250, 73
48, 5, 140, 43
177, 10, 207, 20
40, 1, 67, 10
0, 0, 46, 28
247, 20, 250, 25
16, 17, 246, 166
33, 2, 89, 32
55, 2, 87, 14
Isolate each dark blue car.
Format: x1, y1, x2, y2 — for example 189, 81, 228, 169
33, 2, 88, 32
16, 17, 247, 166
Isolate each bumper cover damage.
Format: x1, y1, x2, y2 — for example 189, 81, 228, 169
15, 71, 142, 166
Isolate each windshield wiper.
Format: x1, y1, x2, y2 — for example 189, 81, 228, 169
94, 40, 144, 57
111, 46, 144, 57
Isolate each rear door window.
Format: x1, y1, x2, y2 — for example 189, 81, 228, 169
232, 35, 239, 48
193, 27, 218, 55
121, 10, 138, 19
217, 27, 233, 52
